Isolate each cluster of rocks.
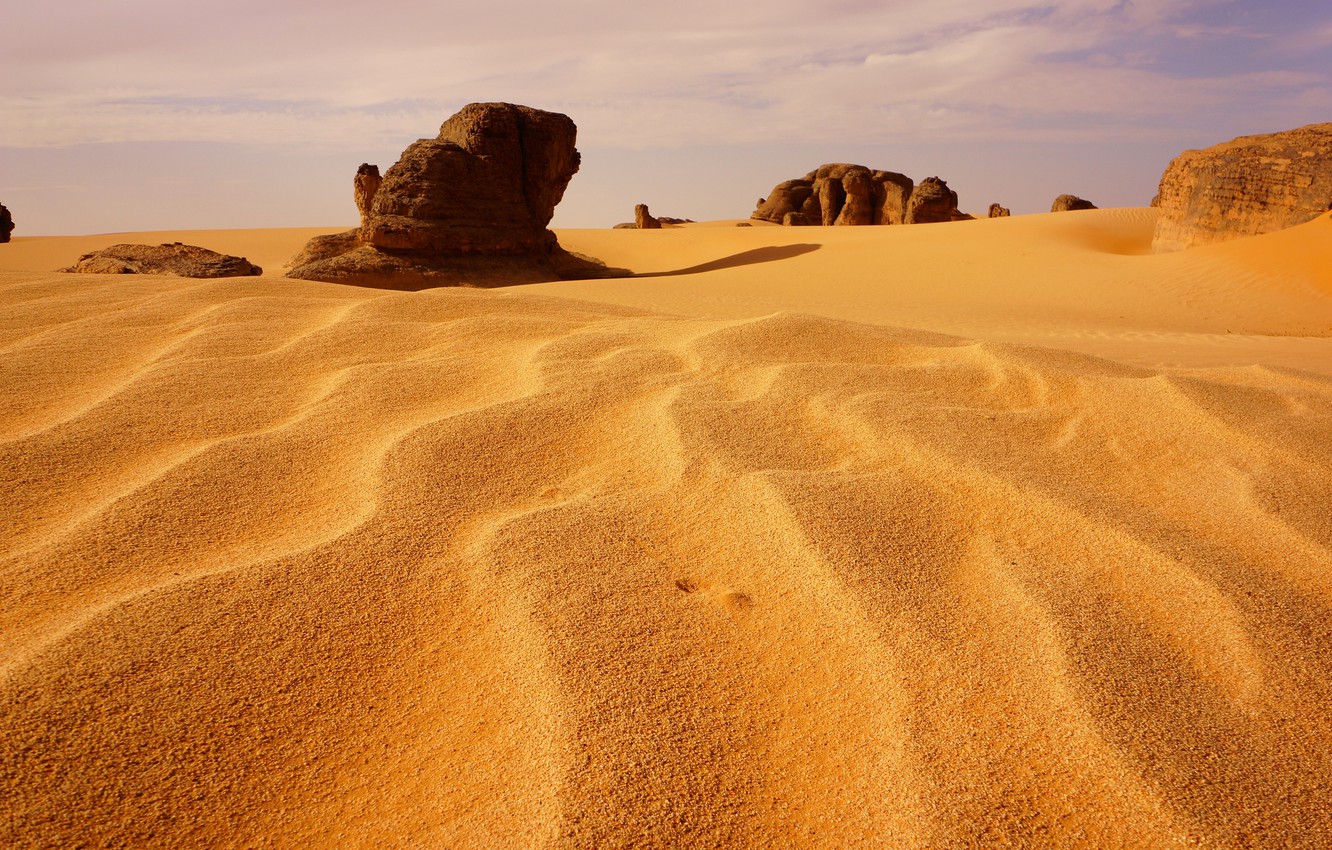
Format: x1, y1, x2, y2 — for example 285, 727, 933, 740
988, 204, 1010, 218
751, 164, 971, 226
1151, 122, 1332, 252
288, 102, 615, 287
61, 243, 262, 277
0, 202, 12, 243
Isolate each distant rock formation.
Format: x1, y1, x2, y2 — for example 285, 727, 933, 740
906, 176, 962, 224
1051, 194, 1097, 212
353, 164, 381, 223
989, 203, 1010, 218
1152, 123, 1332, 252
61, 243, 262, 277
288, 102, 613, 287
0, 202, 12, 243
634, 204, 661, 229
752, 164, 917, 226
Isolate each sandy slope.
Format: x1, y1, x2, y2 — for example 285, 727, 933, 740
1, 211, 1330, 848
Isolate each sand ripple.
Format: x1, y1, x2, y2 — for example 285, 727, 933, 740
1, 272, 1330, 848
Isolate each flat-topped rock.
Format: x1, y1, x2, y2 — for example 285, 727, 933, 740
1152, 123, 1332, 252
61, 243, 261, 277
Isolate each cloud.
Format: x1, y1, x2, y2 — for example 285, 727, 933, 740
1, 0, 1328, 153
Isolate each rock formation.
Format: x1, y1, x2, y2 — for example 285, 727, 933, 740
61, 243, 262, 277
634, 204, 661, 229
0, 203, 13, 243
989, 203, 1011, 218
906, 176, 962, 224
1051, 194, 1097, 212
353, 164, 381, 223
288, 102, 614, 287
752, 164, 916, 226
1151, 123, 1332, 252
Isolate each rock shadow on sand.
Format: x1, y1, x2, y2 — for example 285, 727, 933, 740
633, 243, 822, 278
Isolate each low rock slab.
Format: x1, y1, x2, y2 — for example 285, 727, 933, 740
62, 243, 262, 277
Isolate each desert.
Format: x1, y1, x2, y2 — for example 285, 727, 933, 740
4, 4, 1332, 844
2, 136, 1331, 847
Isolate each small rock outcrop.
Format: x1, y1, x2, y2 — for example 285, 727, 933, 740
634, 204, 662, 229
752, 164, 916, 226
288, 102, 613, 287
989, 203, 1011, 218
1051, 194, 1097, 212
906, 176, 962, 224
0, 203, 13, 243
1152, 123, 1332, 252
61, 243, 262, 277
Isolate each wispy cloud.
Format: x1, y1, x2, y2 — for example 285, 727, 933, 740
2, 0, 1327, 152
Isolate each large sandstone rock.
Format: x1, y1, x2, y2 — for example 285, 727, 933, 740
989, 203, 1010, 218
906, 176, 961, 224
0, 202, 12, 243
1152, 123, 1332, 252
61, 243, 262, 277
751, 164, 915, 226
288, 102, 613, 287
1051, 194, 1097, 212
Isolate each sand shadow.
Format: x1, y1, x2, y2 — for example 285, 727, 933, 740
631, 243, 822, 278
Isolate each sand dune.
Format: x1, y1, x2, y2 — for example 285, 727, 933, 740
1, 210, 1330, 848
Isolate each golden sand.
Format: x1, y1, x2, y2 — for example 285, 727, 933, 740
1, 210, 1330, 847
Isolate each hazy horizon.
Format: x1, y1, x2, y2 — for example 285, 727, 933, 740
3, 0, 1329, 235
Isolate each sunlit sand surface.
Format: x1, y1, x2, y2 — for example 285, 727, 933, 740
1, 209, 1330, 847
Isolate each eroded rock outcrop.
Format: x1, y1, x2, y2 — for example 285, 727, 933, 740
354, 164, 382, 223
752, 164, 916, 226
634, 204, 661, 229
288, 102, 612, 287
0, 203, 12, 243
1051, 194, 1097, 212
61, 243, 262, 277
906, 176, 962, 224
989, 203, 1011, 218
1152, 123, 1332, 252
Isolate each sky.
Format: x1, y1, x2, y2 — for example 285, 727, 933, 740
2, 0, 1330, 234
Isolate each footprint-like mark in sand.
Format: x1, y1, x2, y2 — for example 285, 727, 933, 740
675, 576, 754, 612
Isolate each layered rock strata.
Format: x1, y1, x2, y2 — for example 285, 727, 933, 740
289, 102, 613, 287
61, 243, 261, 277
1152, 123, 1332, 252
